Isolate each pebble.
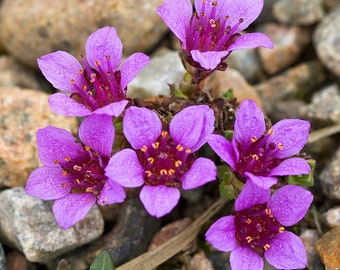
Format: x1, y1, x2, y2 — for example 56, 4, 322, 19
313, 6, 340, 77
257, 23, 311, 75
254, 61, 326, 115
185, 251, 214, 270
128, 50, 186, 99
300, 229, 324, 270
0, 187, 104, 263
0, 0, 166, 69
300, 84, 340, 125
315, 226, 340, 269
320, 146, 340, 200
0, 87, 78, 188
5, 251, 31, 270
323, 206, 340, 228
0, 242, 5, 270
273, 0, 325, 25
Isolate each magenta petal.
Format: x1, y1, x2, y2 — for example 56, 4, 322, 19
244, 172, 277, 189
227, 33, 274, 53
205, 216, 237, 252
191, 50, 229, 70
269, 157, 310, 176
230, 246, 264, 270
36, 126, 86, 166
37, 51, 83, 93
268, 185, 313, 226
181, 158, 216, 190
25, 167, 72, 200
123, 106, 162, 149
48, 93, 92, 117
79, 114, 114, 157
265, 231, 307, 269
120, 53, 150, 90
157, 0, 192, 46
207, 134, 236, 170
234, 99, 265, 146
53, 193, 96, 229
85, 26, 122, 71
105, 149, 144, 188
97, 181, 126, 206
140, 185, 180, 218
170, 105, 215, 152
94, 100, 128, 117
235, 177, 270, 212
267, 119, 310, 159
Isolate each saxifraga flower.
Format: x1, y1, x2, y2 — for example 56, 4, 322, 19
25, 114, 126, 229
105, 105, 217, 217
207, 99, 311, 189
37, 26, 150, 117
157, 0, 273, 74
206, 179, 313, 270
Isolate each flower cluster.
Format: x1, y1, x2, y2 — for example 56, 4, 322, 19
25, 1, 314, 269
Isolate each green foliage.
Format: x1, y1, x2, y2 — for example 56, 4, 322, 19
288, 159, 316, 187
221, 88, 235, 102
89, 250, 115, 270
217, 165, 244, 200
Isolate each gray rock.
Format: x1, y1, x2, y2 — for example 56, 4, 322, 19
128, 50, 186, 99
0, 0, 167, 69
320, 146, 340, 200
0, 242, 5, 270
323, 206, 340, 228
300, 229, 323, 270
273, 0, 325, 25
0, 187, 104, 263
300, 84, 340, 125
313, 6, 340, 77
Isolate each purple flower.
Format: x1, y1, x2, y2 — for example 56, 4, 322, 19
37, 26, 150, 117
206, 179, 313, 270
207, 99, 311, 189
157, 0, 273, 71
105, 105, 217, 217
25, 114, 126, 229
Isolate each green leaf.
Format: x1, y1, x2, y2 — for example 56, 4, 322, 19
221, 88, 235, 102
288, 159, 315, 187
89, 250, 115, 270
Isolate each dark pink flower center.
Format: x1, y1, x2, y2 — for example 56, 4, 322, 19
235, 129, 283, 178
234, 203, 284, 255
187, 0, 243, 52
70, 56, 125, 111
57, 144, 108, 201
137, 131, 195, 188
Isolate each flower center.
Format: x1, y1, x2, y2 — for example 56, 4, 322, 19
57, 144, 108, 198
137, 131, 195, 188
234, 203, 285, 255
70, 56, 125, 111
187, 0, 243, 52
235, 129, 283, 178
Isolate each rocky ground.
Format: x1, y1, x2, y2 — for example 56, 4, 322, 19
0, 0, 339, 269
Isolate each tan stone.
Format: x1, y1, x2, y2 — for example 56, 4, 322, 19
0, 87, 78, 187
316, 226, 340, 269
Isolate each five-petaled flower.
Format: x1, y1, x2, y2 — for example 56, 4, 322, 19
157, 0, 273, 73
25, 115, 126, 229
207, 99, 311, 189
206, 179, 313, 270
37, 26, 150, 117
105, 105, 217, 217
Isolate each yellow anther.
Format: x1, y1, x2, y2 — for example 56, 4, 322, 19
212, 0, 217, 6
265, 208, 271, 215
86, 187, 93, 192
239, 18, 244, 23
225, 15, 229, 20
279, 227, 285, 233
263, 244, 271, 251
175, 160, 182, 167
147, 157, 154, 164
83, 85, 88, 90
61, 182, 67, 188
251, 154, 259, 160
54, 159, 59, 164
95, 60, 101, 66
73, 165, 82, 171
251, 136, 257, 143
152, 142, 159, 149
75, 179, 81, 184
64, 156, 71, 162
185, 149, 191, 154
62, 170, 68, 176
246, 218, 252, 224
105, 55, 111, 59
268, 129, 274, 135
160, 169, 168, 175
168, 169, 175, 175
209, 19, 216, 27
141, 145, 148, 152
246, 236, 252, 243
145, 170, 152, 177
176, 144, 184, 151
84, 145, 91, 151
278, 143, 284, 150
70, 78, 76, 84
161, 131, 168, 137
78, 70, 84, 75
